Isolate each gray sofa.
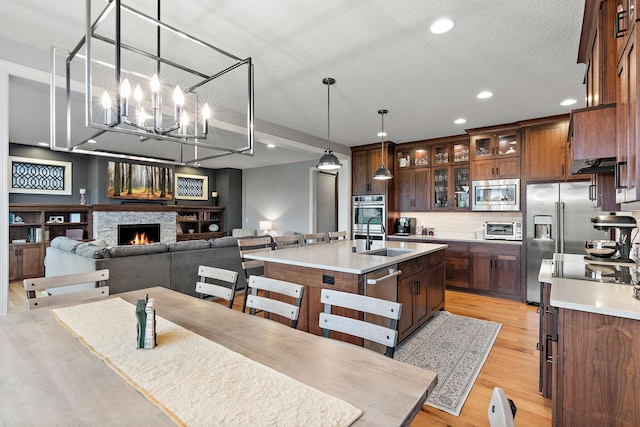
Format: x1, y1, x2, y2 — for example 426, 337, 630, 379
44, 236, 246, 297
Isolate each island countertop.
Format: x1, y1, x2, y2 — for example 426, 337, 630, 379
538, 253, 640, 320
244, 239, 447, 274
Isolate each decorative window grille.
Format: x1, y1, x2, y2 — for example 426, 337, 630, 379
9, 156, 72, 195
175, 173, 208, 200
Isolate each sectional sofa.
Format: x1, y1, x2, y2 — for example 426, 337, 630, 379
44, 236, 246, 297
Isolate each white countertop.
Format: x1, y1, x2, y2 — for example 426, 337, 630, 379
388, 234, 522, 245
244, 240, 447, 274
538, 253, 640, 320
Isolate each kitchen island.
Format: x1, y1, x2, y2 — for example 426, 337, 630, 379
244, 240, 447, 344
538, 254, 640, 426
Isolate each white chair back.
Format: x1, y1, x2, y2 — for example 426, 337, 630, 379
195, 265, 239, 309
23, 269, 110, 310
246, 275, 304, 328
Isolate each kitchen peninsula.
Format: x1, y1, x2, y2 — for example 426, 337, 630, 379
244, 240, 447, 344
538, 254, 640, 425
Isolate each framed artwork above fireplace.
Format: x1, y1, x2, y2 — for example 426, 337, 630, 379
107, 161, 173, 201
175, 173, 208, 200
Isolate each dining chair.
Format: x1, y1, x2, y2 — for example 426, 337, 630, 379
303, 232, 327, 246
487, 387, 516, 427
246, 275, 304, 328
237, 236, 273, 312
319, 288, 402, 358
273, 234, 301, 249
195, 265, 239, 309
328, 231, 347, 242
23, 269, 110, 310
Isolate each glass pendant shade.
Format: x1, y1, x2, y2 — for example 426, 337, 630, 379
372, 109, 392, 180
317, 77, 342, 170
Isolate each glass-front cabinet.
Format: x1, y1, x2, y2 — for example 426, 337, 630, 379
431, 139, 470, 166
432, 165, 470, 210
396, 143, 430, 169
470, 131, 520, 160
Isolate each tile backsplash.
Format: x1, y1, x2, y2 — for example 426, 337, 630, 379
398, 211, 523, 239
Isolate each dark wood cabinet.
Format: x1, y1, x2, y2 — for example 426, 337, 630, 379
396, 168, 430, 211
351, 143, 394, 195
469, 243, 521, 298
9, 204, 93, 281
552, 307, 640, 426
442, 242, 469, 289
9, 243, 44, 280
469, 129, 521, 180
397, 251, 445, 342
616, 24, 640, 203
175, 206, 225, 241
523, 119, 570, 182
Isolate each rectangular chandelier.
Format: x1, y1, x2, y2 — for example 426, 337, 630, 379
51, 0, 254, 163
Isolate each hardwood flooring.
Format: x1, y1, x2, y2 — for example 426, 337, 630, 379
7, 282, 551, 426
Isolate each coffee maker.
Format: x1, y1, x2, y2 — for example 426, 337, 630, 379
588, 215, 638, 262
396, 217, 416, 235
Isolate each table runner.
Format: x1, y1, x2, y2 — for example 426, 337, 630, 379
52, 298, 362, 426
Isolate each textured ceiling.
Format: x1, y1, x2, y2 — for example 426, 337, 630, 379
0, 0, 587, 169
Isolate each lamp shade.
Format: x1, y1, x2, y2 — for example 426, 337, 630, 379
259, 220, 273, 231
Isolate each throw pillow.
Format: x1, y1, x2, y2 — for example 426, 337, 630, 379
75, 242, 110, 259
50, 236, 82, 253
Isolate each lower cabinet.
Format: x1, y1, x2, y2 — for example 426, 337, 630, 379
443, 242, 469, 288
549, 306, 640, 426
397, 251, 445, 342
9, 243, 45, 281
469, 243, 521, 297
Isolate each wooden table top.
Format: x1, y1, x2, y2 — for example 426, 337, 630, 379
0, 287, 437, 426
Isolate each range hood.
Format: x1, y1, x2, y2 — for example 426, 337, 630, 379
568, 104, 617, 176
570, 157, 616, 175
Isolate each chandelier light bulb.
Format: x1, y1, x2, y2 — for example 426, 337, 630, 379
151, 74, 160, 92
180, 111, 189, 134
202, 103, 211, 134
134, 84, 143, 119
173, 86, 184, 123
120, 79, 131, 98
138, 107, 147, 127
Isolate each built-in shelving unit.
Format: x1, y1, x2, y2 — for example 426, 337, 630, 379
175, 206, 225, 241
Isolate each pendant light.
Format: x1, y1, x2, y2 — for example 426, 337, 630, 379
373, 109, 393, 180
316, 77, 343, 170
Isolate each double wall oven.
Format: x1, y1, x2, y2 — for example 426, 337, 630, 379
352, 195, 386, 241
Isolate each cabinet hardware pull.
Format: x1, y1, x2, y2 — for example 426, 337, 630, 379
615, 161, 628, 189
496, 167, 499, 176
561, 164, 565, 176
616, 9, 628, 38
545, 335, 553, 363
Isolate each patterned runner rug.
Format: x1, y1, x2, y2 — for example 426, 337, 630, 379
394, 311, 501, 416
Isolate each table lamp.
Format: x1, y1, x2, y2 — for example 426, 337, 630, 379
259, 220, 273, 235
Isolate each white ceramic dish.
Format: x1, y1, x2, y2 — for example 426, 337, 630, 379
209, 224, 219, 232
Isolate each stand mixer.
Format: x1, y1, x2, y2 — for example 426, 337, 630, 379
587, 215, 638, 263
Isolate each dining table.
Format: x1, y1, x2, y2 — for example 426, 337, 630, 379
0, 287, 437, 426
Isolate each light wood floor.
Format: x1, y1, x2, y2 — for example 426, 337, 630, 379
7, 282, 551, 426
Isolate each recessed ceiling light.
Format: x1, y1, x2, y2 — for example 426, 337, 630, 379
37, 142, 49, 147
454, 118, 467, 125
377, 132, 387, 137
430, 18, 455, 34
477, 91, 493, 99
88, 139, 97, 143
560, 99, 577, 106
266, 143, 276, 148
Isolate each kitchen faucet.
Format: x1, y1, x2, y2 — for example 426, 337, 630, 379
366, 216, 385, 250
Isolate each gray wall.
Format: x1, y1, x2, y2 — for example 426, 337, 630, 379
243, 160, 316, 235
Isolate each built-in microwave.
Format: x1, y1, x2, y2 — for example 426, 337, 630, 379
352, 195, 386, 239
471, 178, 520, 211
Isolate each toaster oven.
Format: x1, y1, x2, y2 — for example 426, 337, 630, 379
484, 220, 523, 241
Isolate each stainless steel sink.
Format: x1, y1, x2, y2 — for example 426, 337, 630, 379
361, 248, 413, 257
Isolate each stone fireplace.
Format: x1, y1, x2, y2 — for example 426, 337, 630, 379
92, 205, 177, 246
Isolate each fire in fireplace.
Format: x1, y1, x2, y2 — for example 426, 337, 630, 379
118, 224, 161, 246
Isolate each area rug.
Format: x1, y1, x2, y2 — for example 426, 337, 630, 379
393, 311, 501, 416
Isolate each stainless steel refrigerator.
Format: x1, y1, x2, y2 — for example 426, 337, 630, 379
525, 182, 607, 303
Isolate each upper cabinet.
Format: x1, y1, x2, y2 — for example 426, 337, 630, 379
469, 128, 521, 180
352, 142, 395, 196
522, 117, 573, 182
